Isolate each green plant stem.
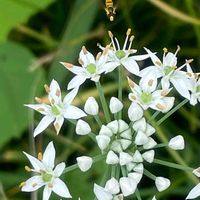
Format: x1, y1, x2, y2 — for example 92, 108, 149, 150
156, 99, 188, 126
148, 110, 160, 122
144, 169, 156, 180
154, 159, 194, 171
88, 132, 96, 142
135, 189, 142, 200
95, 82, 111, 122
111, 165, 116, 178
63, 154, 105, 174
121, 166, 127, 177
118, 66, 123, 119
94, 115, 102, 127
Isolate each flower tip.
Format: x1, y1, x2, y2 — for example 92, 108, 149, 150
126, 28, 131, 35
44, 84, 50, 93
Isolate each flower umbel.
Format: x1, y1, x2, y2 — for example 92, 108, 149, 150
21, 142, 71, 200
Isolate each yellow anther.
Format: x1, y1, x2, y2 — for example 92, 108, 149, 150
163, 48, 168, 53
25, 166, 32, 172
130, 35, 135, 41
35, 97, 43, 104
108, 30, 113, 38
126, 28, 131, 35
186, 59, 194, 64
110, 16, 114, 21
19, 182, 26, 188
44, 84, 50, 93
38, 152, 43, 160
177, 45, 181, 51
37, 107, 45, 112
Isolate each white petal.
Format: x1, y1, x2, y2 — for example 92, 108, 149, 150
128, 172, 143, 184
105, 177, 120, 195
144, 48, 161, 66
152, 196, 157, 200
76, 119, 91, 135
54, 116, 64, 134
132, 150, 143, 162
118, 120, 129, 133
80, 48, 95, 65
63, 105, 86, 119
94, 184, 113, 200
128, 102, 144, 122
119, 152, 133, 166
132, 54, 149, 61
161, 77, 170, 89
133, 163, 144, 173
193, 167, 200, 178
24, 104, 51, 115
96, 135, 110, 150
139, 66, 162, 79
67, 75, 87, 90
109, 97, 123, 114
52, 178, 72, 198
145, 123, 156, 136
142, 150, 155, 163
76, 156, 93, 172
120, 139, 132, 150
43, 185, 52, 200
99, 125, 113, 137
63, 87, 79, 105
155, 177, 171, 192
119, 177, 137, 197
106, 151, 119, 165
107, 120, 119, 134
42, 141, 55, 169
23, 152, 45, 171
135, 130, 149, 145
101, 61, 118, 74
49, 79, 62, 105
139, 74, 157, 93
53, 162, 65, 177
22, 176, 44, 192
120, 129, 132, 140
84, 97, 99, 115
33, 115, 55, 137
121, 57, 140, 75
143, 137, 157, 149
60, 62, 85, 75
168, 135, 185, 150
111, 140, 123, 153
186, 183, 200, 199
132, 117, 146, 132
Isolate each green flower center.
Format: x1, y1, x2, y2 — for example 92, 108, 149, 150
141, 92, 152, 104
196, 85, 200, 93
87, 64, 96, 74
51, 105, 60, 115
164, 66, 174, 75
115, 50, 126, 59
42, 172, 53, 182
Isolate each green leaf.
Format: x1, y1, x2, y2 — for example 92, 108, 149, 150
0, 0, 55, 42
49, 0, 98, 83
0, 42, 45, 148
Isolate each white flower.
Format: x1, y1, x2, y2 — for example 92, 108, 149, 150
98, 29, 149, 75
105, 178, 120, 195
84, 97, 99, 115
186, 183, 200, 199
128, 76, 175, 113
21, 142, 71, 200
128, 102, 144, 122
140, 47, 192, 99
109, 97, 123, 113
193, 167, 200, 178
119, 152, 133, 166
188, 77, 200, 106
96, 135, 111, 150
168, 135, 185, 150
155, 177, 171, 192
25, 80, 86, 137
128, 172, 143, 184
76, 156, 93, 172
106, 150, 119, 165
119, 177, 137, 196
76, 119, 91, 135
61, 46, 110, 90
142, 150, 155, 163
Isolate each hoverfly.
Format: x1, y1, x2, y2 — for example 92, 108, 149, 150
105, 0, 116, 21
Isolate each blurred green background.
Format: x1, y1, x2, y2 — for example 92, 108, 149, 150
0, 0, 200, 199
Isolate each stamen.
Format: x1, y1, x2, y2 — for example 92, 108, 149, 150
19, 182, 26, 188
108, 30, 113, 38
163, 48, 168, 53
96, 52, 102, 60
78, 58, 84, 65
123, 29, 131, 50
155, 61, 162, 66
114, 37, 120, 50
35, 97, 43, 104
127, 77, 135, 88
102, 45, 110, 55
44, 84, 50, 93
186, 59, 194, 64
126, 28, 131, 36
25, 166, 32, 172
108, 30, 116, 51
37, 107, 45, 112
38, 152, 43, 160
128, 35, 135, 50
82, 46, 88, 54
51, 99, 55, 105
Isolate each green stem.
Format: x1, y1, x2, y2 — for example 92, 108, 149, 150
121, 166, 128, 177
88, 132, 97, 142
144, 169, 156, 180
63, 154, 105, 174
95, 82, 111, 122
118, 66, 123, 119
148, 110, 160, 123
111, 165, 116, 178
156, 99, 188, 126
154, 159, 194, 171
94, 115, 102, 127
135, 189, 142, 200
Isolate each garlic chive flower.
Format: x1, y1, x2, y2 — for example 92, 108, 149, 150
61, 46, 110, 90
21, 142, 71, 200
140, 47, 192, 99
128, 76, 175, 114
98, 29, 149, 75
25, 79, 86, 137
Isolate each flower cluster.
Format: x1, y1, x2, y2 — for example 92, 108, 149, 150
22, 29, 200, 200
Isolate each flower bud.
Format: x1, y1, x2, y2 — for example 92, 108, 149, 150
120, 139, 132, 150
142, 150, 155, 163
120, 129, 132, 140
143, 137, 157, 149
106, 150, 119, 165
107, 120, 118, 134
118, 120, 129, 133
111, 140, 123, 153
193, 167, 200, 178
127, 162, 136, 172
76, 156, 93, 172
84, 97, 99, 115
94, 184, 112, 200
132, 117, 146, 132
119, 177, 137, 197
105, 177, 120, 195
168, 135, 185, 150
135, 130, 149, 145
128, 172, 143, 184
96, 135, 110, 150
133, 163, 144, 173
155, 177, 171, 192
99, 125, 113, 137
146, 124, 155, 136
76, 120, 91, 135
119, 152, 133, 166
132, 150, 143, 163
128, 102, 143, 122
109, 97, 123, 113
